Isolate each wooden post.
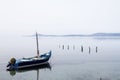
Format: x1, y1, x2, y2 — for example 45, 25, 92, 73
81, 46, 83, 52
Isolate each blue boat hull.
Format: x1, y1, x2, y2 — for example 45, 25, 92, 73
8, 62, 51, 76
7, 51, 51, 70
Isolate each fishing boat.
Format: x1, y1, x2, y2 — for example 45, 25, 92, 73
7, 32, 52, 70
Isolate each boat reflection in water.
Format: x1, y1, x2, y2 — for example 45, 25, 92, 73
8, 62, 51, 77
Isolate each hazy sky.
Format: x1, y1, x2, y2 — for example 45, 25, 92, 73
0, 0, 120, 36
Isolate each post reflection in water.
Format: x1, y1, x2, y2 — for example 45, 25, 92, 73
73, 45, 75, 50
8, 62, 51, 80
67, 45, 69, 50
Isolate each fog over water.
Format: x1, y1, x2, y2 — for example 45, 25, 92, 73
0, 36, 120, 80
0, 0, 120, 80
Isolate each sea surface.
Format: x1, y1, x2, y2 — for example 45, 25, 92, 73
0, 36, 120, 80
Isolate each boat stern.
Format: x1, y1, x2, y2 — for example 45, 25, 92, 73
6, 58, 17, 70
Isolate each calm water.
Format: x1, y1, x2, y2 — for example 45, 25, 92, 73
0, 36, 120, 80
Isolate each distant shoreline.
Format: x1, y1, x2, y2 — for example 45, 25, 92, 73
29, 33, 120, 37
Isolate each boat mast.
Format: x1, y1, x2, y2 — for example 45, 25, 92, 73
36, 32, 39, 58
